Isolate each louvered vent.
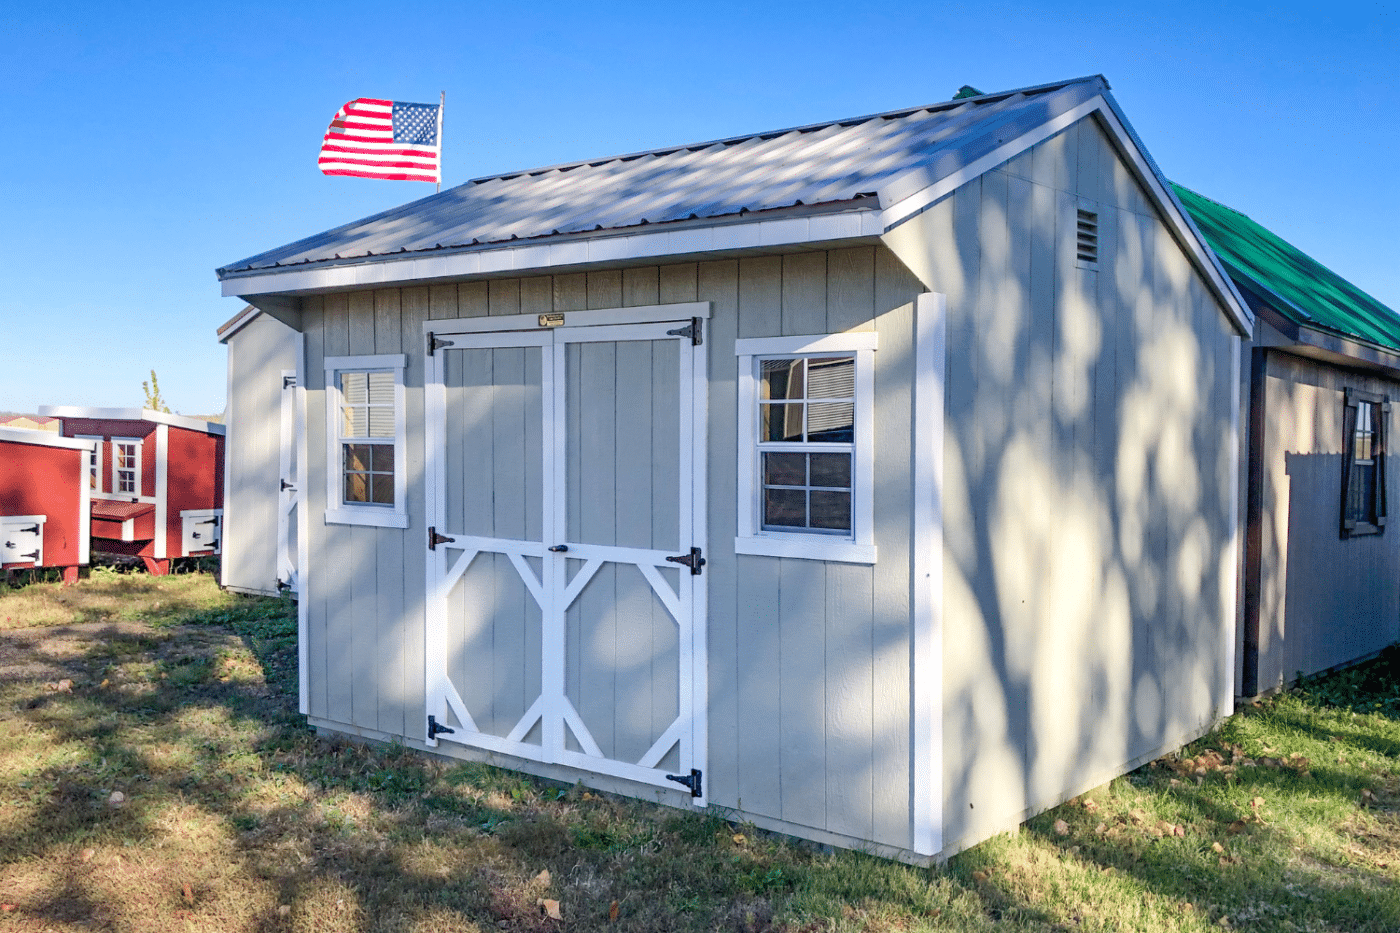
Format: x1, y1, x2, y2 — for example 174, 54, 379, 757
1076, 209, 1099, 265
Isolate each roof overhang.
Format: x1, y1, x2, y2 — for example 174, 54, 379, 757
38, 406, 227, 436
1255, 301, 1400, 380
220, 201, 883, 301
0, 427, 97, 451
879, 93, 1253, 338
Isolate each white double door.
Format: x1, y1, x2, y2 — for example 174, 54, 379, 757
425, 318, 707, 801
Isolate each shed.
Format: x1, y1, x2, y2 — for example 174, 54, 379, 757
218, 305, 306, 596
36, 407, 227, 575
0, 427, 94, 581
216, 76, 1251, 862
1175, 184, 1400, 696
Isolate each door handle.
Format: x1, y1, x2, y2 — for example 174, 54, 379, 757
548, 545, 569, 553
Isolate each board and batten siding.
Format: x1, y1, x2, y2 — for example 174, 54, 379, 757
298, 249, 927, 853
1247, 346, 1400, 694
883, 114, 1240, 856
223, 312, 300, 595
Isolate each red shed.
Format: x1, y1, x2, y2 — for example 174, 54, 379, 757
0, 427, 94, 582
38, 407, 226, 575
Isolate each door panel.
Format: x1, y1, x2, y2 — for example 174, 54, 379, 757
426, 318, 706, 802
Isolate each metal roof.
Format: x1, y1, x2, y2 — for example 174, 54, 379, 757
1172, 183, 1400, 352
219, 76, 1110, 278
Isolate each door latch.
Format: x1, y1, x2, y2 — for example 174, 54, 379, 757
548, 544, 569, 553
665, 547, 705, 575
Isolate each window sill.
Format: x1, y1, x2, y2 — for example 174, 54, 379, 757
1343, 522, 1383, 538
325, 508, 409, 529
734, 534, 876, 564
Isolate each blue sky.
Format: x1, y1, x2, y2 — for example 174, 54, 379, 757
2, 1, 1395, 416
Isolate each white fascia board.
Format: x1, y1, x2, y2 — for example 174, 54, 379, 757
0, 427, 96, 451
219, 209, 884, 299
38, 406, 226, 435
879, 94, 1254, 338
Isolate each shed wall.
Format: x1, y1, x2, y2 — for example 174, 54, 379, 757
1251, 349, 1400, 692
884, 115, 1239, 855
298, 249, 925, 851
223, 313, 300, 594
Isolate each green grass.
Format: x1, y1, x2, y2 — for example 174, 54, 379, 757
1, 569, 1397, 931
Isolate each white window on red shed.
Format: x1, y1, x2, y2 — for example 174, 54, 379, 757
113, 438, 141, 496
75, 436, 103, 490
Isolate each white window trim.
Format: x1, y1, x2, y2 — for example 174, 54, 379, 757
735, 332, 877, 564
324, 354, 408, 528
75, 435, 103, 492
111, 437, 142, 497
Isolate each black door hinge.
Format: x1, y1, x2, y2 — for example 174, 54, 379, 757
665, 547, 705, 575
427, 715, 455, 739
283, 374, 297, 389
665, 768, 703, 798
428, 526, 456, 550
427, 331, 455, 355
276, 578, 291, 592
666, 317, 703, 346
280, 478, 296, 491
20, 551, 39, 562
19, 525, 39, 536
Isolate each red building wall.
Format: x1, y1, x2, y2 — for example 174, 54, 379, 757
0, 438, 86, 569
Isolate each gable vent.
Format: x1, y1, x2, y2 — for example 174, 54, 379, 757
1076, 209, 1099, 265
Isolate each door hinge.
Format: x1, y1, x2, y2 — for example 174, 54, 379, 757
19, 525, 39, 536
276, 578, 292, 592
280, 478, 296, 491
428, 526, 456, 551
427, 331, 455, 355
20, 550, 39, 562
665, 768, 703, 798
666, 317, 703, 346
665, 547, 705, 575
427, 715, 455, 739
283, 374, 297, 389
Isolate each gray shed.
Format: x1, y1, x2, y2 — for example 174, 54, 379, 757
218, 305, 305, 597
216, 76, 1252, 862
1176, 185, 1400, 696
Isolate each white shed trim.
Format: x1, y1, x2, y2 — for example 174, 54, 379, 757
0, 428, 97, 451
38, 406, 227, 436
153, 425, 168, 560
911, 292, 946, 856
1222, 333, 1241, 718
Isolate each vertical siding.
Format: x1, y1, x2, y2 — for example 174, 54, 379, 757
299, 252, 921, 850
1254, 352, 1400, 691
885, 113, 1240, 855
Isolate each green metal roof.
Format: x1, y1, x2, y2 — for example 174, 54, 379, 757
1172, 183, 1400, 352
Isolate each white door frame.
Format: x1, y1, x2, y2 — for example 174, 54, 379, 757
423, 304, 709, 803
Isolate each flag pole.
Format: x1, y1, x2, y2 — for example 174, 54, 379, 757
435, 91, 445, 193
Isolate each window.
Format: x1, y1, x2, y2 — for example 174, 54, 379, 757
1342, 389, 1388, 536
112, 438, 141, 496
736, 332, 876, 563
75, 436, 102, 491
324, 354, 407, 528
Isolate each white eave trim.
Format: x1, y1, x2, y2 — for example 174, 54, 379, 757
217, 305, 262, 343
0, 427, 97, 451
220, 209, 885, 298
878, 94, 1254, 338
38, 406, 227, 436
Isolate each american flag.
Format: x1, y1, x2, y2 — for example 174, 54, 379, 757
318, 98, 441, 183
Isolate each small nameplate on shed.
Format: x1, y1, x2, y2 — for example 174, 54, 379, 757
539, 313, 565, 328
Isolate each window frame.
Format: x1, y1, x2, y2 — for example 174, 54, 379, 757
1341, 387, 1388, 537
324, 354, 408, 528
75, 435, 103, 492
735, 332, 877, 564
111, 437, 142, 497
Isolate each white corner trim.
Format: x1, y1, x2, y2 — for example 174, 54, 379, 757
153, 424, 168, 560
1223, 333, 1241, 716
293, 333, 310, 716
911, 292, 946, 857
78, 464, 90, 565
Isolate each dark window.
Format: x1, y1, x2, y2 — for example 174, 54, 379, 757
1342, 389, 1388, 536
